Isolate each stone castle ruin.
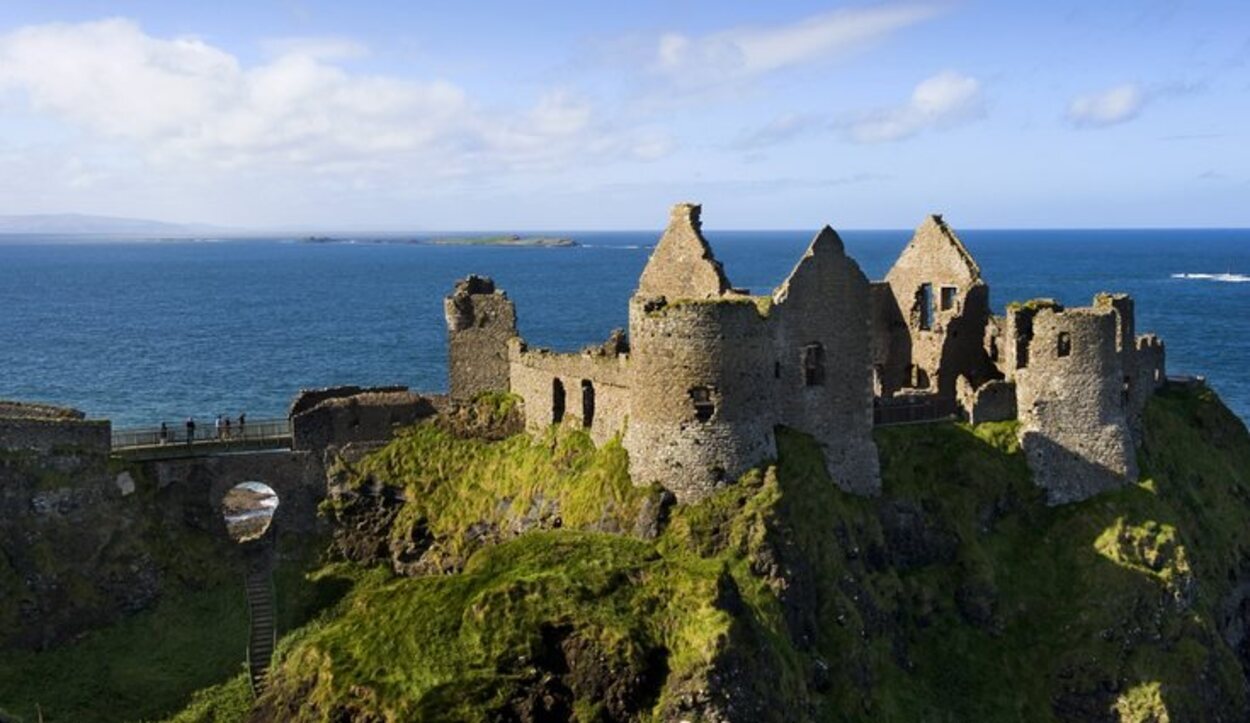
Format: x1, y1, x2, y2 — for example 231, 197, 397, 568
447, 202, 1167, 506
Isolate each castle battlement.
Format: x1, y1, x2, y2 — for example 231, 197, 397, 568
447, 203, 1167, 505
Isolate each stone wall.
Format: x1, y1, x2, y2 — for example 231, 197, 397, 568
1015, 305, 1138, 505
635, 203, 731, 300
290, 388, 437, 452
507, 338, 631, 446
770, 226, 880, 495
956, 376, 1017, 425
0, 416, 149, 648
445, 275, 517, 399
0, 417, 110, 454
288, 385, 409, 417
141, 450, 326, 538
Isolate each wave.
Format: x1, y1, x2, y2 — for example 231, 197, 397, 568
1171, 272, 1250, 283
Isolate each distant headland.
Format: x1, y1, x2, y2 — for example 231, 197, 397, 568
300, 233, 577, 247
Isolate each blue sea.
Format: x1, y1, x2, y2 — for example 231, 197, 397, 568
1, 229, 1247, 428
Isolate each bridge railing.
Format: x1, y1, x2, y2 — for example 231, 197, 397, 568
112, 418, 291, 450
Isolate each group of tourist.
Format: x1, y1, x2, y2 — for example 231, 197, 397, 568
156, 413, 247, 444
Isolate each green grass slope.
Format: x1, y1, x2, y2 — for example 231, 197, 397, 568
172, 385, 1250, 721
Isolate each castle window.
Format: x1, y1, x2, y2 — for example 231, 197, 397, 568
552, 379, 566, 424
917, 284, 933, 330
940, 286, 958, 311
774, 361, 781, 379
1122, 376, 1131, 407
581, 380, 595, 428
690, 386, 715, 422
801, 343, 825, 386
1057, 332, 1072, 358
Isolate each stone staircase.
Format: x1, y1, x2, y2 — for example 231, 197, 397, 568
245, 555, 277, 694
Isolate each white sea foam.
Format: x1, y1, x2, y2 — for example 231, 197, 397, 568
1171, 272, 1250, 283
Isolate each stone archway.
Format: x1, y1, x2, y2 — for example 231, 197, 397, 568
221, 481, 279, 543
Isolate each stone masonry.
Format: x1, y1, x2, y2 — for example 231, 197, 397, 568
446, 202, 1168, 506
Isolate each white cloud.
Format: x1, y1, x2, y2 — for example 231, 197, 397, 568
0, 19, 661, 176
649, 3, 942, 87
846, 71, 983, 143
1066, 83, 1145, 128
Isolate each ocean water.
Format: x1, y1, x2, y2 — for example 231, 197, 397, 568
0, 229, 1247, 428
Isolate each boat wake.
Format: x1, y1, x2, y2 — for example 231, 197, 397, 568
1171, 272, 1250, 283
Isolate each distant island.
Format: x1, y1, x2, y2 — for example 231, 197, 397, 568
301, 234, 577, 247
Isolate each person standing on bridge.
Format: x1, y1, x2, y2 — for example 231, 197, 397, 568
159, 422, 168, 445
224, 416, 232, 439
186, 417, 195, 444
238, 413, 246, 438
215, 414, 224, 440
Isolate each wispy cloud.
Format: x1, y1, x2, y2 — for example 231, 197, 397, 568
647, 3, 943, 89
844, 71, 984, 143
1066, 83, 1145, 128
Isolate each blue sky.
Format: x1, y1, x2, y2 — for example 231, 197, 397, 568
0, 1, 1246, 229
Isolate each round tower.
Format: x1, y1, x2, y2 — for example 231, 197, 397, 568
625, 297, 777, 501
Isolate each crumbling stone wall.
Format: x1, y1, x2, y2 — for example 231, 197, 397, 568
770, 226, 880, 495
877, 215, 999, 400
1015, 305, 1138, 505
0, 402, 144, 648
635, 203, 731, 300
288, 385, 410, 418
290, 388, 437, 452
956, 376, 1017, 425
507, 337, 631, 446
445, 275, 517, 400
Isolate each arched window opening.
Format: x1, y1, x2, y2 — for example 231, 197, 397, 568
581, 380, 595, 429
1057, 331, 1072, 358
222, 481, 279, 543
552, 378, 566, 424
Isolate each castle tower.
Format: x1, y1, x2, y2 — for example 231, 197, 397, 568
1015, 304, 1138, 504
444, 275, 517, 400
625, 204, 776, 502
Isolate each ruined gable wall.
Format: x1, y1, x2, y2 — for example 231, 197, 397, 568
625, 298, 777, 502
1016, 307, 1138, 504
444, 276, 518, 400
771, 227, 880, 495
635, 203, 731, 300
881, 216, 996, 399
507, 341, 631, 446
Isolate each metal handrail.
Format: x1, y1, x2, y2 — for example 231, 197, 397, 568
112, 418, 291, 450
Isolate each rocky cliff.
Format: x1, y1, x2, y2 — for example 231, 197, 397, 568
155, 383, 1250, 722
